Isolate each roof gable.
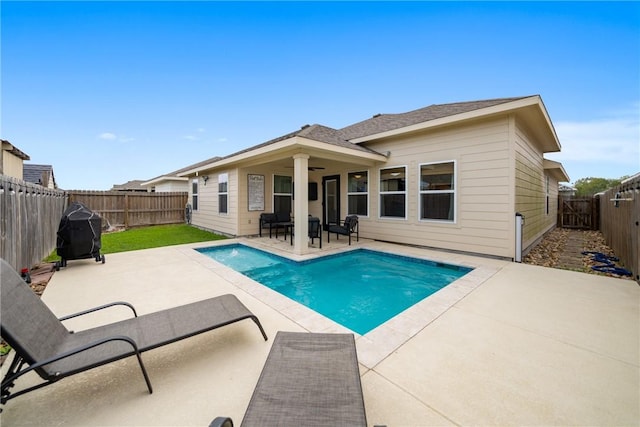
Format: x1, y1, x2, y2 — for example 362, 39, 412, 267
339, 97, 530, 140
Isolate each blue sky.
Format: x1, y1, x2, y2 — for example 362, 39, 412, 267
2, 1, 639, 190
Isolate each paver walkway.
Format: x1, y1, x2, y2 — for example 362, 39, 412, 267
557, 230, 588, 271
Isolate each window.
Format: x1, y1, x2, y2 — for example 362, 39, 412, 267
273, 175, 292, 215
546, 175, 550, 215
420, 161, 455, 221
218, 173, 228, 214
191, 179, 198, 211
348, 171, 368, 216
379, 166, 406, 219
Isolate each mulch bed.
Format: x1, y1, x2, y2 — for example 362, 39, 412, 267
523, 228, 634, 280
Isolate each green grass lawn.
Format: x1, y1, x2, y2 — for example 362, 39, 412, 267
45, 224, 226, 261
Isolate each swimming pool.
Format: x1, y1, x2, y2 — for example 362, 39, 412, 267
197, 244, 472, 335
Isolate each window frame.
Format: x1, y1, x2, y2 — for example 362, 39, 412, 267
347, 170, 369, 217
546, 175, 550, 216
379, 165, 407, 220
273, 174, 292, 215
418, 160, 456, 223
191, 178, 199, 211
218, 173, 228, 215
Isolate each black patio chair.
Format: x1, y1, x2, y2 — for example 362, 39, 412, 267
287, 216, 322, 248
258, 213, 277, 237
0, 258, 268, 406
272, 212, 292, 239
209, 332, 367, 427
327, 215, 359, 245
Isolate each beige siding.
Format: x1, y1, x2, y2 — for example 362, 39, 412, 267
190, 170, 238, 236
359, 117, 514, 258
237, 166, 274, 236
514, 121, 556, 251
2, 152, 24, 179
155, 181, 188, 192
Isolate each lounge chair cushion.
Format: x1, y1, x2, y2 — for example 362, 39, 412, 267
241, 332, 366, 427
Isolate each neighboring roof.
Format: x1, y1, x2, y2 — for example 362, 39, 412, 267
1, 140, 30, 161
543, 159, 570, 183
339, 97, 529, 141
141, 155, 222, 186
23, 164, 55, 185
111, 180, 147, 191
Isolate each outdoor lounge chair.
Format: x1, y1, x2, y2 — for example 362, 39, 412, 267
0, 258, 268, 405
327, 215, 359, 245
210, 331, 367, 427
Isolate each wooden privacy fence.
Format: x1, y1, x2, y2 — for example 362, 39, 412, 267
67, 191, 188, 229
0, 175, 68, 271
599, 175, 640, 282
558, 197, 599, 230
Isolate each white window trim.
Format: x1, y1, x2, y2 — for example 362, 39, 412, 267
379, 165, 407, 220
218, 173, 229, 215
273, 174, 292, 212
418, 160, 457, 224
546, 175, 550, 216
191, 178, 199, 211
347, 169, 369, 218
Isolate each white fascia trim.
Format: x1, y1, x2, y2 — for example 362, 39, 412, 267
141, 176, 189, 186
178, 136, 388, 177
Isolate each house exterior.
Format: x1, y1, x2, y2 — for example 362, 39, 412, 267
110, 180, 148, 192
1, 140, 30, 179
559, 184, 577, 198
23, 164, 57, 189
180, 95, 569, 259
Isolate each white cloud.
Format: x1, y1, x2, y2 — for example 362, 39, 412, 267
548, 103, 640, 179
217, 137, 228, 143
98, 132, 117, 140
183, 135, 199, 141
98, 132, 134, 143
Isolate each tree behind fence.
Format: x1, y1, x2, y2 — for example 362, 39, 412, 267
598, 174, 640, 282
0, 175, 67, 271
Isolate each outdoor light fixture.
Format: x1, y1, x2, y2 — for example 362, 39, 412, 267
202, 175, 209, 185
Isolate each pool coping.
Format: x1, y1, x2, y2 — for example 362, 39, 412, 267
182, 238, 501, 369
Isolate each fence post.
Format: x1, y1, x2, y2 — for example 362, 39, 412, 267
124, 193, 129, 228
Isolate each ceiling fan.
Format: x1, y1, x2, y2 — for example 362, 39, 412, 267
286, 166, 326, 171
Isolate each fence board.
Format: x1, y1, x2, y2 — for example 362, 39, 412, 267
0, 175, 67, 271
1, 179, 188, 271
67, 191, 187, 229
599, 176, 640, 282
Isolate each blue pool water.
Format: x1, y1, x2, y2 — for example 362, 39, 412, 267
197, 244, 472, 335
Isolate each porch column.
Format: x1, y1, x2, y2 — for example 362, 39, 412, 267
293, 153, 309, 255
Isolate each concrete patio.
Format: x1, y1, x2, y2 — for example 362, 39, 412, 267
1, 237, 638, 426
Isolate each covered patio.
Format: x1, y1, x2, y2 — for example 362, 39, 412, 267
1, 238, 638, 426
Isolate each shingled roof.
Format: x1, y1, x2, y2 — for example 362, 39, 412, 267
338, 96, 530, 140
23, 164, 55, 187
216, 123, 382, 162
180, 95, 548, 175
